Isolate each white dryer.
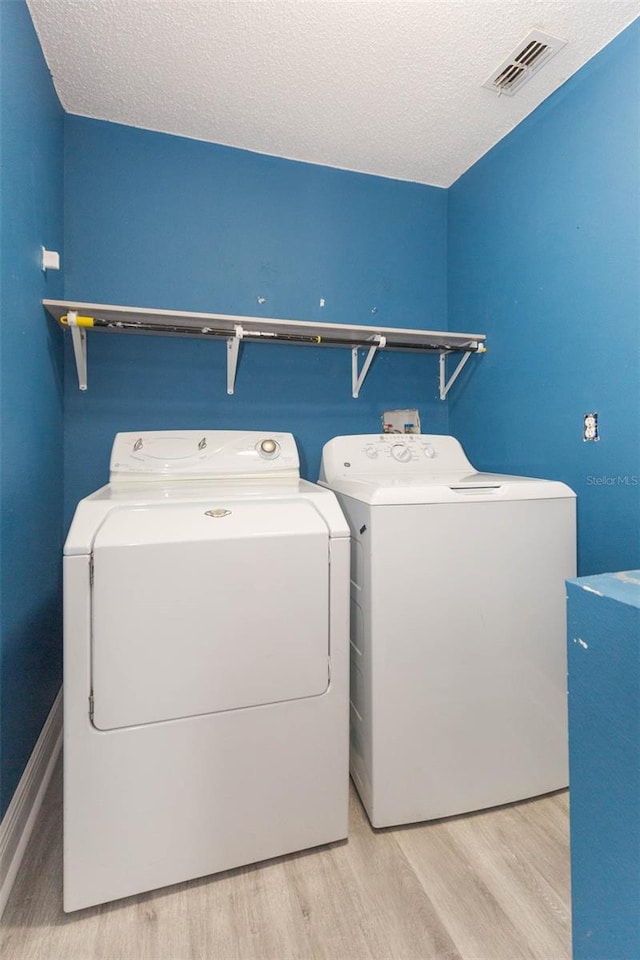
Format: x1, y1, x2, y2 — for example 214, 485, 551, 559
64, 431, 349, 911
319, 434, 576, 828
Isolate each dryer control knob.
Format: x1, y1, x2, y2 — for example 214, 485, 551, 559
422, 444, 436, 459
391, 444, 412, 463
365, 446, 378, 459
258, 438, 280, 458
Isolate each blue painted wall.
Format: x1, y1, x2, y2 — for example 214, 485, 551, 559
448, 22, 640, 576
567, 572, 640, 959
0, 0, 64, 815
63, 117, 448, 517
3, 5, 637, 829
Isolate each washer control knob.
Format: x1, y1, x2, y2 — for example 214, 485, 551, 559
257, 438, 280, 458
391, 444, 412, 463
423, 444, 436, 459
365, 446, 378, 459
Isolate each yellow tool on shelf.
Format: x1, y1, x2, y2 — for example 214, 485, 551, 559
60, 314, 95, 327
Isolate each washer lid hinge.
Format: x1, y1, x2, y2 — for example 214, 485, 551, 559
89, 556, 94, 586
89, 691, 94, 721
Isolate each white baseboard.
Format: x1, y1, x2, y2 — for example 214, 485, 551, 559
0, 688, 62, 918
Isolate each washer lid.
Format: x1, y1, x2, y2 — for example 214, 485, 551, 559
323, 472, 575, 504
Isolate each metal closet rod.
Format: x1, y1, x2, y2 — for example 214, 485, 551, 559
60, 314, 479, 354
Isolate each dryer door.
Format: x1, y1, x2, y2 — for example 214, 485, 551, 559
90, 499, 329, 730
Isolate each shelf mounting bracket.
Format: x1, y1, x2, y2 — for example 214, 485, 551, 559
439, 350, 473, 401
226, 324, 244, 395
67, 310, 88, 391
352, 335, 386, 399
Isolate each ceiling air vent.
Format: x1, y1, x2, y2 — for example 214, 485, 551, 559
483, 29, 567, 96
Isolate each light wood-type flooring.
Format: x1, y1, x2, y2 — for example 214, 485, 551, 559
1, 759, 570, 960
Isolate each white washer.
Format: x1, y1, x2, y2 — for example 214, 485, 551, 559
319, 434, 576, 828
64, 430, 349, 912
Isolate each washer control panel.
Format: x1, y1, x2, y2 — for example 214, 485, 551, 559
319, 434, 474, 483
110, 431, 299, 482
361, 437, 439, 462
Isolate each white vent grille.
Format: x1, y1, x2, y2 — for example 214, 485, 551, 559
483, 29, 567, 96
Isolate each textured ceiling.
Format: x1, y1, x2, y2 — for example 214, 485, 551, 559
27, 0, 639, 187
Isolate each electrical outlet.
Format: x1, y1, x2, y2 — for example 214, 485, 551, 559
583, 413, 599, 442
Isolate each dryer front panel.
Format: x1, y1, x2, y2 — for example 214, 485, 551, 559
90, 500, 330, 729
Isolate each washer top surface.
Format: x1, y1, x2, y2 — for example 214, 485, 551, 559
65, 430, 349, 555
319, 434, 576, 505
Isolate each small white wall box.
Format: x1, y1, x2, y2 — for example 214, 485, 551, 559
41, 247, 60, 271
382, 409, 421, 434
